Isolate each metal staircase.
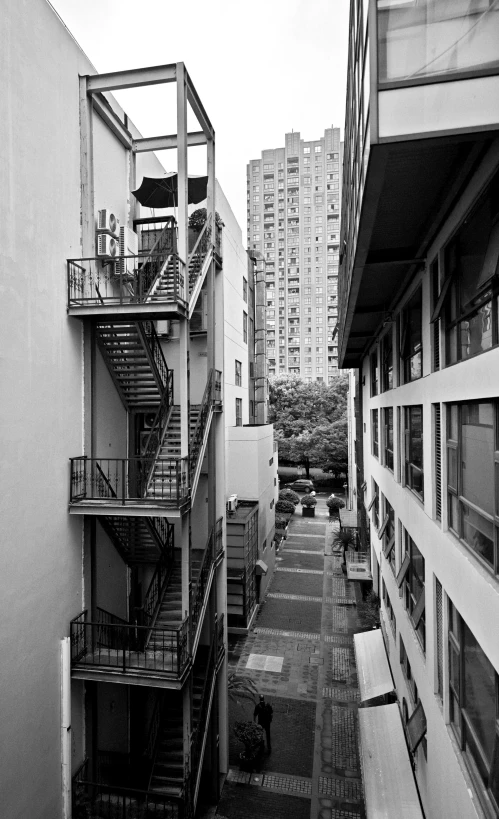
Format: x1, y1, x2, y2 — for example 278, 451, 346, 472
98, 516, 173, 564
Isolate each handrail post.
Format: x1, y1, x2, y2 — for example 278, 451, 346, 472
122, 460, 126, 505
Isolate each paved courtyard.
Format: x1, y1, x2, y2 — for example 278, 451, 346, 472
206, 495, 367, 819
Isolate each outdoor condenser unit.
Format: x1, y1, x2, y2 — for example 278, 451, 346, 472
97, 233, 119, 258
97, 209, 120, 237
226, 494, 238, 514
117, 226, 139, 278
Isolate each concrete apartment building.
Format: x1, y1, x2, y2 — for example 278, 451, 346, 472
247, 127, 342, 382
339, 1, 499, 818
0, 2, 275, 817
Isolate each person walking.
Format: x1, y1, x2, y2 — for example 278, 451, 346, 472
254, 694, 273, 752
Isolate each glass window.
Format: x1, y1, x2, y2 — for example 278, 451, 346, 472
377, 1, 499, 84
383, 497, 396, 574
448, 599, 499, 813
404, 406, 424, 499
445, 171, 499, 366
235, 360, 242, 387
400, 528, 425, 651
401, 288, 422, 382
243, 311, 248, 343
371, 350, 378, 396
235, 398, 242, 427
383, 407, 394, 471
381, 330, 393, 391
372, 409, 379, 458
400, 636, 418, 703
447, 401, 497, 572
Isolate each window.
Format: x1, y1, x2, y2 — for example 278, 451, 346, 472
368, 480, 379, 529
447, 401, 498, 573
370, 350, 378, 396
443, 170, 499, 366
381, 330, 393, 391
383, 408, 394, 471
382, 581, 396, 636
382, 498, 396, 573
235, 360, 242, 386
398, 528, 425, 651
243, 312, 248, 343
448, 599, 499, 815
404, 406, 424, 499
400, 637, 418, 703
401, 288, 422, 382
372, 409, 379, 458
235, 398, 242, 426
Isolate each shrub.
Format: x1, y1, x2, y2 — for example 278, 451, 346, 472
326, 496, 346, 512
279, 488, 300, 505
331, 529, 357, 552
275, 499, 296, 515
301, 494, 317, 507
275, 516, 288, 530
357, 591, 381, 628
234, 721, 265, 755
188, 207, 222, 231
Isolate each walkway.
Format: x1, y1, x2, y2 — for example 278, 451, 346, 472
212, 496, 366, 819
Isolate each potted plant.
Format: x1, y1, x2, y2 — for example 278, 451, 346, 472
278, 488, 300, 505
357, 590, 381, 628
275, 499, 296, 516
234, 720, 265, 771
326, 496, 345, 519
301, 494, 317, 517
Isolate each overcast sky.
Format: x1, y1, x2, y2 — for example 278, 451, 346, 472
49, 0, 349, 241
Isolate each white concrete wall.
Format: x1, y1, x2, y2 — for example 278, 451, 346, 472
0, 1, 168, 815
360, 146, 499, 819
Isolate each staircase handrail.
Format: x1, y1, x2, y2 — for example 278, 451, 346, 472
139, 547, 175, 629
141, 372, 174, 465
140, 320, 171, 393
143, 694, 166, 762
188, 212, 212, 263
190, 524, 216, 639
147, 517, 174, 562
190, 625, 218, 790
189, 370, 214, 483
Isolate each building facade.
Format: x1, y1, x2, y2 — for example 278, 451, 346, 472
247, 128, 342, 382
0, 2, 272, 816
339, 2, 499, 818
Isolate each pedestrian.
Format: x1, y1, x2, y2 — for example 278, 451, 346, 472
253, 694, 273, 752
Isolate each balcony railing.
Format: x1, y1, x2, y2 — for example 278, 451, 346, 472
189, 372, 214, 485
69, 456, 189, 508
67, 253, 187, 311
72, 758, 189, 819
70, 609, 190, 679
214, 369, 223, 408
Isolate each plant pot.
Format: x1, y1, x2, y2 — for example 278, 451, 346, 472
302, 507, 315, 517
239, 748, 263, 772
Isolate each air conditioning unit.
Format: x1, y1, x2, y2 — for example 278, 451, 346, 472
117, 226, 139, 279
226, 494, 238, 514
97, 233, 120, 258
97, 209, 120, 237
143, 412, 157, 430
156, 320, 171, 337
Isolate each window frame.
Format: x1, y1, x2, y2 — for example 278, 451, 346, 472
235, 398, 243, 427
383, 407, 394, 472
235, 360, 242, 387
371, 409, 379, 459
404, 405, 424, 501
400, 287, 423, 383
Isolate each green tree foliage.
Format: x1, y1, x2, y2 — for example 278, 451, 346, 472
269, 374, 348, 477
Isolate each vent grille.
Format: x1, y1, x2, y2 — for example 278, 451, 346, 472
436, 577, 443, 698
435, 404, 442, 521
433, 319, 440, 371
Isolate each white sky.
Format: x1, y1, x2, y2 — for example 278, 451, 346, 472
49, 0, 349, 241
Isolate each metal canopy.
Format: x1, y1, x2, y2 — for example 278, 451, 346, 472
358, 704, 424, 819
353, 629, 394, 703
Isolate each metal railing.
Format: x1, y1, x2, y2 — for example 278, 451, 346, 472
139, 547, 175, 629
142, 321, 171, 392
69, 456, 189, 507
72, 758, 188, 819
67, 252, 187, 309
215, 223, 222, 259
188, 215, 212, 296
214, 517, 224, 563
141, 372, 174, 464
70, 609, 190, 678
189, 371, 213, 484
191, 519, 224, 641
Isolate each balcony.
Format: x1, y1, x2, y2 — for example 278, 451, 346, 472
70, 608, 190, 687
338, 0, 499, 366
69, 456, 190, 518
67, 253, 188, 320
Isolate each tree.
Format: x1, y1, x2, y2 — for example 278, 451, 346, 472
269, 374, 348, 477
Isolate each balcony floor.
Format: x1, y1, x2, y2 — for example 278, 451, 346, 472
69, 499, 188, 519
68, 301, 187, 321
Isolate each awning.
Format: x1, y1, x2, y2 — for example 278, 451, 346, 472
354, 630, 394, 703
358, 704, 424, 819
255, 559, 268, 576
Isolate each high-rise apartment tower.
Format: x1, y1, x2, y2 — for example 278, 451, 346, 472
247, 128, 342, 382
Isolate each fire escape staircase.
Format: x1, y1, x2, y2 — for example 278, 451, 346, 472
98, 516, 173, 564
188, 216, 214, 320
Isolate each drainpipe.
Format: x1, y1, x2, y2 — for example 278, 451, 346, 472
61, 637, 71, 818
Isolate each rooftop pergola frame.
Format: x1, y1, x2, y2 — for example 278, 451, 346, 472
79, 61, 215, 263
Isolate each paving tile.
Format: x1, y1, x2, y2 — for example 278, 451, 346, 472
268, 570, 323, 597
216, 782, 311, 819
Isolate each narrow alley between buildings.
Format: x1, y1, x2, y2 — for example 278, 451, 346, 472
211, 495, 366, 819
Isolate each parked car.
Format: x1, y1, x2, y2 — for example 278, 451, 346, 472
284, 479, 315, 493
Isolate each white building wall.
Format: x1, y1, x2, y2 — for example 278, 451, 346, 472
360, 148, 499, 819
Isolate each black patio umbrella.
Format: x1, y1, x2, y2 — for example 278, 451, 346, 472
132, 173, 208, 209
